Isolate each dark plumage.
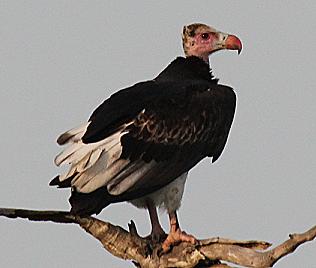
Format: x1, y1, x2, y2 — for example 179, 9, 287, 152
51, 23, 242, 250
51, 56, 236, 214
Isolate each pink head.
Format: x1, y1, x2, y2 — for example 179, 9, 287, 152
182, 23, 242, 64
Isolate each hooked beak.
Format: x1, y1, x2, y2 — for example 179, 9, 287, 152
225, 34, 242, 54
216, 32, 242, 54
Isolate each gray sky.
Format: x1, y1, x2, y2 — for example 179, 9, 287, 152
0, 1, 315, 267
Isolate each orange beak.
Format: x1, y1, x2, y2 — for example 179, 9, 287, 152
225, 34, 242, 54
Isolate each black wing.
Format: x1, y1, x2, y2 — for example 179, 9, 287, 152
120, 84, 236, 163
84, 79, 236, 159
81, 81, 236, 195
53, 78, 236, 215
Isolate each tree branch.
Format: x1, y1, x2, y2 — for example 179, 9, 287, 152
0, 208, 315, 267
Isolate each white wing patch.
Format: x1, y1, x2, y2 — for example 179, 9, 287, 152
57, 122, 90, 145
107, 160, 156, 195
55, 120, 188, 212
54, 121, 134, 193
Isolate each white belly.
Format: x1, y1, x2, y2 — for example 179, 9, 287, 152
129, 172, 188, 213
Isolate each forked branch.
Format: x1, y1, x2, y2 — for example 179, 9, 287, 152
0, 208, 315, 268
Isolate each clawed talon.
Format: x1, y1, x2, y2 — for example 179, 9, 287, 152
145, 201, 196, 253
162, 229, 197, 252
161, 211, 197, 252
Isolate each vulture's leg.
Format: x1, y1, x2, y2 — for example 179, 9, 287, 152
162, 211, 196, 252
146, 200, 166, 242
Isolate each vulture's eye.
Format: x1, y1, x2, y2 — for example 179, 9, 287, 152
201, 33, 209, 40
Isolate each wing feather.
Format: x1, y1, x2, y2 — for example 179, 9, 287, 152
52, 79, 236, 207
107, 160, 156, 195
57, 122, 90, 145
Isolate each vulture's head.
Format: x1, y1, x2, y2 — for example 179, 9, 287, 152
182, 23, 242, 63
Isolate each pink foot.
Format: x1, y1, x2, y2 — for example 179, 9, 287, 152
162, 229, 197, 252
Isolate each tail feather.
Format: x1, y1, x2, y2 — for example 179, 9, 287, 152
49, 174, 77, 188
49, 175, 61, 186
57, 122, 90, 145
69, 187, 111, 216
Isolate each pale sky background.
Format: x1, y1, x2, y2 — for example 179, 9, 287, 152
0, 1, 315, 267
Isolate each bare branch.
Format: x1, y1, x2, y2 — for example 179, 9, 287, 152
0, 208, 315, 268
269, 225, 316, 266
0, 208, 77, 223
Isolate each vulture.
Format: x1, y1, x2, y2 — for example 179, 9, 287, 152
50, 23, 242, 251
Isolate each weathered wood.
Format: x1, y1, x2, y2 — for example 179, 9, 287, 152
0, 208, 315, 268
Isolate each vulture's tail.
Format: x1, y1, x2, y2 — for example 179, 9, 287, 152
69, 187, 112, 216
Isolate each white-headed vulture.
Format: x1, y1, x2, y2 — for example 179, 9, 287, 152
50, 23, 242, 251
